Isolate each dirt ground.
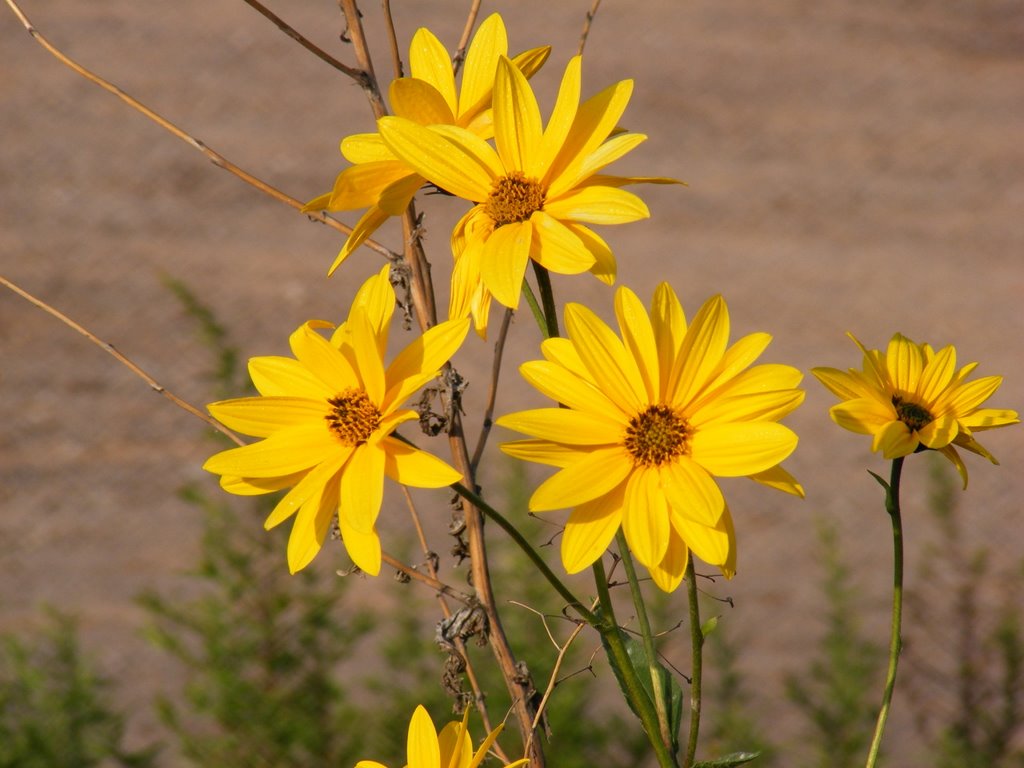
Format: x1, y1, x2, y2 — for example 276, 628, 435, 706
2, 1, 1023, 764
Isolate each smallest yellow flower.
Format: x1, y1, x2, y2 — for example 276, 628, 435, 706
354, 704, 527, 768
812, 332, 1018, 487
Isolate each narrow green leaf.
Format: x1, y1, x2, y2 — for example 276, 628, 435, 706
693, 751, 762, 767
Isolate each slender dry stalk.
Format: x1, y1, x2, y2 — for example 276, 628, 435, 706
2, 0, 402, 261
0, 274, 244, 446
453, 0, 483, 75
471, 308, 514, 472
525, 617, 589, 758
240, 0, 358, 76
381, 0, 404, 78
578, 0, 603, 55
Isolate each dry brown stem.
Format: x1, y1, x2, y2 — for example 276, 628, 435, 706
453, 0, 483, 75
0, 274, 244, 447
578, 0, 603, 56
240, 0, 358, 76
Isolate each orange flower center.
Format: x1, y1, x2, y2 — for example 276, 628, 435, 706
624, 405, 691, 467
892, 395, 933, 432
485, 171, 545, 226
325, 388, 381, 445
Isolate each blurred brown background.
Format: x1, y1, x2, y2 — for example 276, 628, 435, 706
2, 0, 1023, 763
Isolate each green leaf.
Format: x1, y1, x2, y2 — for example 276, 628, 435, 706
601, 628, 685, 753
693, 751, 761, 767
867, 469, 890, 493
701, 615, 720, 638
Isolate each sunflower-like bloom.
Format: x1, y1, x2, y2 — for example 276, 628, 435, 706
812, 333, 1018, 488
496, 284, 804, 591
355, 704, 527, 768
305, 14, 550, 275
378, 54, 678, 335
203, 267, 469, 575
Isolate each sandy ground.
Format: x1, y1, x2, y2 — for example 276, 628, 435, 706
2, 1, 1023, 764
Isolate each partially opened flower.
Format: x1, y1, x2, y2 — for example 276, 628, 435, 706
355, 704, 527, 768
812, 333, 1018, 487
497, 284, 803, 591
305, 13, 550, 275
378, 54, 679, 334
203, 267, 470, 575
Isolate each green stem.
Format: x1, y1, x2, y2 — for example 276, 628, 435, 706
593, 560, 680, 768
450, 482, 598, 627
865, 456, 905, 768
521, 277, 548, 338
531, 262, 560, 339
683, 555, 703, 768
616, 531, 673, 752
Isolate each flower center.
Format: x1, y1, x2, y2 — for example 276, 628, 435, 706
624, 405, 691, 467
485, 171, 545, 226
892, 395, 933, 432
325, 388, 381, 445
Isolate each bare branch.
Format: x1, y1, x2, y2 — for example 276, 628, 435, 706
453, 0, 483, 75
240, 0, 360, 76
578, 0, 603, 56
3, 0, 394, 261
381, 0, 404, 79
471, 308, 514, 472
336, 0, 387, 119
0, 274, 243, 446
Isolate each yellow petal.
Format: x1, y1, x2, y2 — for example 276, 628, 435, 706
540, 336, 592, 384
493, 55, 542, 174
203, 425, 341, 478
288, 322, 358, 391
651, 283, 687, 397
529, 211, 596, 275
348, 309, 386, 404
389, 77, 456, 124
497, 407, 621, 445
329, 206, 391, 276
559, 132, 647, 192
886, 333, 925, 394
339, 443, 386, 533
561, 481, 626, 573
647, 527, 689, 593
409, 27, 457, 115
959, 407, 1019, 430
481, 220, 532, 309
621, 468, 670, 568
668, 295, 729, 409
378, 118, 495, 201
614, 286, 660, 402
546, 78, 634, 196
811, 366, 873, 401
341, 132, 392, 163
698, 333, 775, 399
248, 355, 333, 399
327, 161, 412, 211
408, 705, 441, 768
660, 458, 725, 526
830, 397, 895, 436
383, 317, 470, 409
286, 467, 339, 574
262, 448, 350, 529
918, 413, 959, 449
220, 473, 302, 496
873, 419, 918, 458
518, 360, 627, 422
938, 445, 969, 489
510, 45, 551, 81
529, 446, 633, 511
382, 436, 463, 487
208, 396, 327, 438
671, 505, 735, 576
500, 439, 578, 469
565, 301, 648, 413
543, 186, 650, 225
337, 514, 382, 575
943, 375, 1004, 417
691, 389, 806, 428
565, 222, 616, 285
690, 422, 798, 477
457, 13, 507, 121
539, 55, 582, 172
749, 465, 805, 498
342, 264, 395, 357
915, 344, 956, 404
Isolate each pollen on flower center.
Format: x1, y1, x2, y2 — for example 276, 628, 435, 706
624, 405, 691, 467
485, 171, 546, 226
892, 395, 933, 432
325, 388, 381, 445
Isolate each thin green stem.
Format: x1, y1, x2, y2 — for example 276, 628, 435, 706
531, 262, 560, 338
450, 482, 598, 627
865, 456, 905, 768
521, 278, 549, 338
683, 555, 703, 768
616, 531, 673, 751
593, 560, 679, 768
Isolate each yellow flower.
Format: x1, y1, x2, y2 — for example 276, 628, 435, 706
496, 285, 803, 592
305, 14, 550, 275
812, 333, 1018, 487
355, 704, 527, 768
203, 267, 469, 575
377, 54, 679, 333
